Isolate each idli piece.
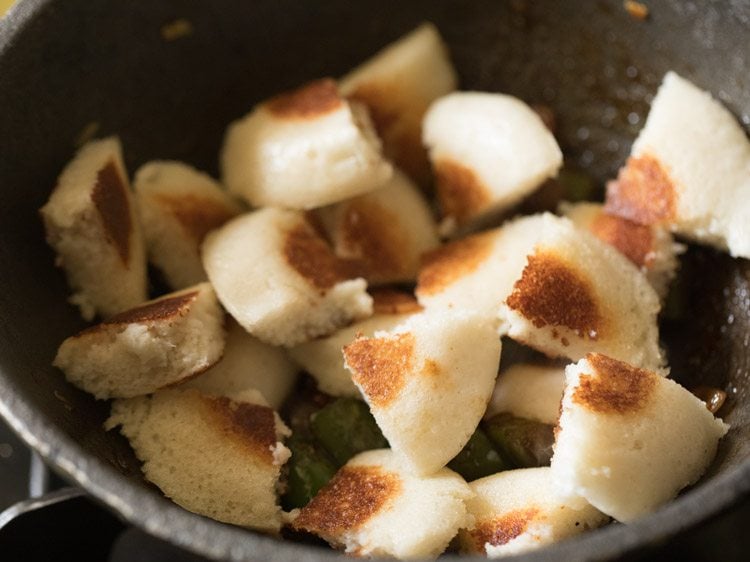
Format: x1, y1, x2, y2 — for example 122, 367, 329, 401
485, 363, 566, 425
415, 214, 547, 322
423, 92, 562, 232
551, 353, 729, 522
605, 71, 750, 258
289, 290, 422, 398
184, 318, 298, 410
53, 283, 225, 399
340, 23, 457, 185
291, 449, 472, 560
134, 161, 241, 290
458, 467, 608, 557
315, 170, 439, 285
40, 136, 147, 320
221, 78, 392, 209
202, 208, 372, 347
343, 309, 501, 475
498, 214, 664, 371
562, 202, 681, 299
106, 387, 290, 532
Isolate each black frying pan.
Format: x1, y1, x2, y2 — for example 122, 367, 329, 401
0, 0, 749, 560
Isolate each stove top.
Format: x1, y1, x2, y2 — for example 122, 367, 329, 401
1, 418, 748, 561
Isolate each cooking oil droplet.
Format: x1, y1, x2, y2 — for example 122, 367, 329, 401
627, 112, 640, 125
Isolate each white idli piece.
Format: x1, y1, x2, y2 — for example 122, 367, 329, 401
605, 71, 750, 258
315, 170, 439, 285
291, 449, 472, 560
340, 23, 457, 185
415, 214, 548, 322
40, 137, 147, 320
562, 202, 681, 299
134, 160, 241, 290
53, 283, 225, 399
485, 363, 566, 425
184, 318, 298, 410
343, 309, 501, 475
498, 214, 664, 371
423, 92, 562, 232
551, 353, 729, 522
458, 467, 608, 557
290, 290, 422, 398
221, 78, 392, 209
106, 387, 290, 532
202, 208, 372, 347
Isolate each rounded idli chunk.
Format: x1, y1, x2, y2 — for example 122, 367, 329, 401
54, 283, 225, 399
202, 208, 372, 346
551, 353, 729, 522
340, 23, 457, 185
562, 201, 682, 299
291, 449, 472, 559
486, 363, 566, 425
458, 467, 608, 557
105, 387, 290, 532
289, 290, 422, 398
315, 170, 439, 285
343, 309, 501, 475
221, 78, 392, 209
499, 214, 664, 371
184, 318, 298, 410
40, 137, 147, 320
605, 71, 750, 258
134, 160, 242, 290
423, 92, 562, 233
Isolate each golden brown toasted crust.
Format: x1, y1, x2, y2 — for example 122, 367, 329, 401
344, 333, 416, 407
155, 193, 236, 243
97, 290, 199, 327
416, 231, 495, 297
91, 159, 132, 266
266, 79, 343, 120
589, 212, 654, 268
201, 395, 277, 463
371, 289, 423, 315
293, 465, 401, 534
506, 252, 602, 340
284, 223, 349, 292
340, 199, 407, 279
468, 508, 540, 550
604, 155, 676, 225
434, 159, 492, 223
573, 353, 656, 414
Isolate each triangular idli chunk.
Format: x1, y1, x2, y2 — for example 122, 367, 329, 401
499, 214, 664, 371
605, 71, 750, 258
106, 387, 290, 532
202, 208, 372, 346
340, 23, 457, 185
551, 353, 728, 522
292, 449, 472, 559
134, 160, 241, 290
54, 283, 225, 399
316, 170, 439, 285
40, 137, 147, 320
221, 78, 392, 209
486, 363, 566, 425
423, 92, 562, 233
289, 290, 422, 398
343, 309, 501, 475
458, 467, 608, 557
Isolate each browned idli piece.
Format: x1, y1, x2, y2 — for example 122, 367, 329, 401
53, 283, 225, 399
221, 78, 392, 209
202, 208, 373, 346
134, 160, 241, 289
291, 449, 472, 559
106, 387, 290, 532
40, 137, 147, 320
485, 363, 566, 425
